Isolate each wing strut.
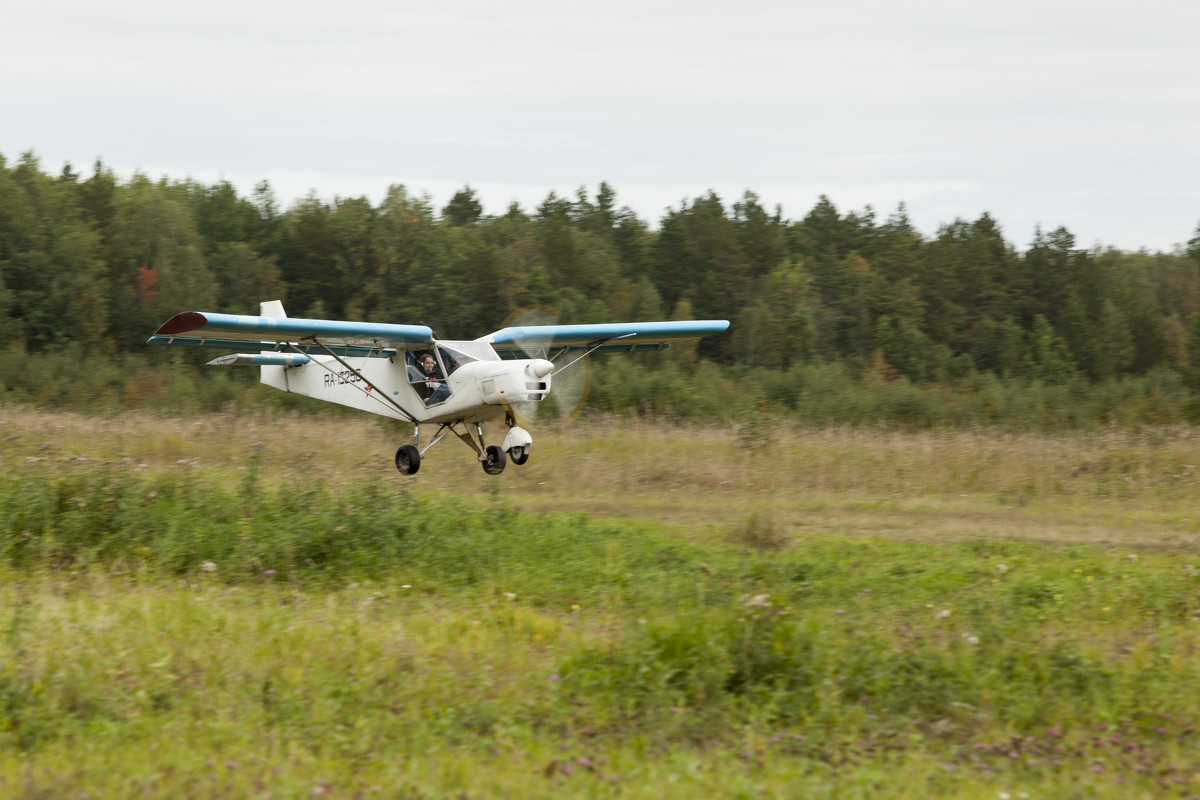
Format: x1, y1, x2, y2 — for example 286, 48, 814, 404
552, 333, 636, 376
298, 338, 419, 424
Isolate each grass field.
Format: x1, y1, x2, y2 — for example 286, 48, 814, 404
2, 408, 1200, 798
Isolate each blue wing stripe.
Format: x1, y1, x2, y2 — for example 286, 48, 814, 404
154, 312, 433, 348
484, 320, 728, 348
491, 342, 677, 358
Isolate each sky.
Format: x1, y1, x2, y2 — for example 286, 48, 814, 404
3, 0, 1199, 252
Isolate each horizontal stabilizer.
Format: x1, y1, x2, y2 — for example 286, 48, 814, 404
207, 353, 311, 367
147, 336, 396, 359
153, 311, 434, 350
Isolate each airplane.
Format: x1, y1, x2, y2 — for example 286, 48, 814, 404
147, 301, 729, 475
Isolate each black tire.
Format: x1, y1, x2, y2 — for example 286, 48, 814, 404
395, 444, 421, 475
482, 444, 507, 475
508, 446, 529, 466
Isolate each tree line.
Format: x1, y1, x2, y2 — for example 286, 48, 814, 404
3, 150, 1200, 402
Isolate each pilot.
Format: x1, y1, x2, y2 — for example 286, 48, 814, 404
419, 353, 451, 406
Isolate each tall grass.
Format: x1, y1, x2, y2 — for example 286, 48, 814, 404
2, 479, 1199, 796
3, 409, 1200, 796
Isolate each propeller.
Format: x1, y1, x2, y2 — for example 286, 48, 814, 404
499, 306, 592, 426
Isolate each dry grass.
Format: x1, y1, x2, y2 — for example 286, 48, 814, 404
5, 407, 1200, 798
4, 406, 1200, 552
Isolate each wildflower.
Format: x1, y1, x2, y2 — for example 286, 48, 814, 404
1127, 554, 1138, 562
938, 609, 951, 618
742, 594, 772, 609
996, 564, 1008, 573
264, 569, 276, 577
503, 592, 517, 601
200, 561, 217, 573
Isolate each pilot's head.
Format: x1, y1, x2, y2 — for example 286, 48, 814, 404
420, 354, 437, 371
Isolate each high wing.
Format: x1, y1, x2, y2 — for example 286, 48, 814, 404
478, 320, 729, 358
147, 311, 434, 356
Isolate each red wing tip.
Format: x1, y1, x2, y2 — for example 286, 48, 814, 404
154, 312, 208, 336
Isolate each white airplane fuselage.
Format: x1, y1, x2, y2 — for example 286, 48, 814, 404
260, 347, 552, 425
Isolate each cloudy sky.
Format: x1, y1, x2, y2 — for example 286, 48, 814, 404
3, 0, 1198, 251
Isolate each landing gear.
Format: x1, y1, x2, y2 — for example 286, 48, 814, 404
482, 444, 507, 475
399, 419, 525, 476
395, 444, 421, 475
501, 415, 533, 466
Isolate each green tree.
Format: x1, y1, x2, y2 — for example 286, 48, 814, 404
0, 153, 109, 350
106, 174, 216, 346
206, 242, 282, 315
652, 192, 741, 325
918, 214, 1015, 367
1025, 315, 1078, 384
368, 185, 437, 324
442, 186, 483, 226
1181, 312, 1200, 420
730, 259, 816, 369
275, 195, 336, 318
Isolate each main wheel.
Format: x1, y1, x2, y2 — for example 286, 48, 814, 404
395, 444, 421, 475
508, 445, 530, 465
482, 444, 507, 475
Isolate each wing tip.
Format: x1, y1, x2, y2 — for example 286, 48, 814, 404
154, 312, 209, 336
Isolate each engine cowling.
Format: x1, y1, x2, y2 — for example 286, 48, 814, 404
477, 360, 552, 405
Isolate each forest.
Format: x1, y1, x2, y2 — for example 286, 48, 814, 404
4, 149, 1200, 427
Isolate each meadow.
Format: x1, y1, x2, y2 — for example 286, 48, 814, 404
2, 407, 1200, 799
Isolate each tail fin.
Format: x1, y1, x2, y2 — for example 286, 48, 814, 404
259, 300, 290, 390
261, 300, 287, 318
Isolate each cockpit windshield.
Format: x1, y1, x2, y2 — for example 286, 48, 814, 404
437, 340, 499, 368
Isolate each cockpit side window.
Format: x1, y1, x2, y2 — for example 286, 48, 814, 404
409, 350, 451, 406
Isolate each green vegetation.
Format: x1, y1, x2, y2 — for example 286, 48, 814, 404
6, 147, 1200, 794
2, 412, 1199, 797
5, 151, 1200, 429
